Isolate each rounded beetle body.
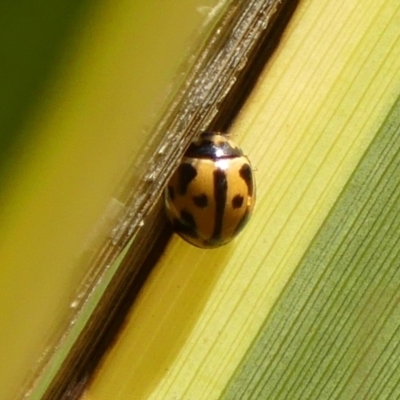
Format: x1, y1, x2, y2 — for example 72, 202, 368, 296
164, 132, 255, 248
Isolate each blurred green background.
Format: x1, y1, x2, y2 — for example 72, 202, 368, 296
0, 0, 91, 190
0, 0, 221, 397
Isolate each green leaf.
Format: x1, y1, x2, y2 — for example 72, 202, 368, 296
223, 95, 400, 399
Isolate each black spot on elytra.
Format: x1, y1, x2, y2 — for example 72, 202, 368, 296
239, 164, 253, 196
177, 163, 197, 195
193, 194, 208, 208
232, 194, 244, 209
211, 168, 228, 240
172, 210, 198, 239
180, 209, 196, 228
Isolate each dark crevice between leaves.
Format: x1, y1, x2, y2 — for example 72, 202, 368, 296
41, 0, 300, 398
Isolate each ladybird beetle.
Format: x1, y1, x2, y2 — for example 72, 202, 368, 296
164, 131, 255, 248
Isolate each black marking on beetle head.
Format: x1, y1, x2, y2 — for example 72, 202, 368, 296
211, 168, 228, 241
193, 193, 208, 208
232, 194, 244, 209
239, 164, 253, 196
177, 163, 197, 195
185, 133, 243, 160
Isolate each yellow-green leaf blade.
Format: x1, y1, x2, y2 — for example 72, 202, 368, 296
84, 0, 400, 399
223, 96, 400, 399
